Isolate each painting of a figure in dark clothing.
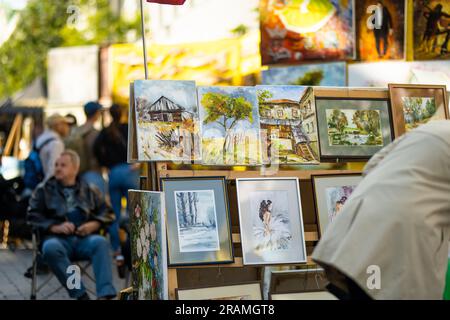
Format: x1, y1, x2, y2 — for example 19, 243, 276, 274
357, 0, 406, 61
414, 0, 450, 60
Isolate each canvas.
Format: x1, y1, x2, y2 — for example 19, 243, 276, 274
176, 282, 263, 300
129, 190, 168, 300
413, 0, 450, 60
388, 84, 449, 137
134, 80, 201, 162
161, 177, 234, 266
257, 85, 320, 164
315, 96, 393, 159
262, 62, 346, 87
312, 174, 362, 236
236, 178, 307, 265
356, 0, 405, 61
198, 86, 262, 165
260, 0, 356, 65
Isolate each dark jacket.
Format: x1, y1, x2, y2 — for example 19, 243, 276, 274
27, 177, 115, 233
93, 123, 128, 169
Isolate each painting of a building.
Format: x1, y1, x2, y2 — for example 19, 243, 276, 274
138, 96, 186, 122
257, 86, 319, 164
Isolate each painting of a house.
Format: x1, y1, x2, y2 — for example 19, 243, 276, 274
257, 85, 319, 164
134, 80, 201, 162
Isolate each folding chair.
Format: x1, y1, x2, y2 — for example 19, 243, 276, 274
29, 227, 97, 300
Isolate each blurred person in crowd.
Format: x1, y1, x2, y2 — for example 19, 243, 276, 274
94, 104, 139, 267
65, 113, 78, 133
35, 114, 71, 181
313, 120, 450, 300
27, 150, 116, 300
65, 102, 105, 195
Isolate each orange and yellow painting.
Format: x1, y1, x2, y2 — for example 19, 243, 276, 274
260, 0, 356, 65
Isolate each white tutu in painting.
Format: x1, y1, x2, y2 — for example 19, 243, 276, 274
252, 199, 292, 252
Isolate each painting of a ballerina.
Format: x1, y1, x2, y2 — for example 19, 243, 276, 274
236, 178, 307, 265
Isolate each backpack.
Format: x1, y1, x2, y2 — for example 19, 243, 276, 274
64, 126, 92, 173
23, 137, 55, 189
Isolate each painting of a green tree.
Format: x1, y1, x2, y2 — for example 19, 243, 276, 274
199, 87, 261, 165
401, 97, 437, 131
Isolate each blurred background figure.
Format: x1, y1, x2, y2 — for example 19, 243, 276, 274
94, 104, 139, 266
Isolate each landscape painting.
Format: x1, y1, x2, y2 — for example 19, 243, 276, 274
129, 190, 168, 300
174, 190, 220, 253
325, 109, 383, 146
413, 0, 450, 60
262, 62, 346, 87
198, 86, 261, 165
257, 85, 320, 164
401, 97, 437, 131
161, 177, 234, 266
260, 0, 356, 65
316, 97, 393, 159
356, 0, 406, 61
134, 80, 201, 162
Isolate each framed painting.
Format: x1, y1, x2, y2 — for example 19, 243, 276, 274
312, 174, 363, 236
413, 0, 450, 61
236, 178, 307, 266
388, 84, 449, 138
356, 0, 406, 61
198, 86, 262, 166
160, 177, 234, 266
260, 0, 356, 65
270, 290, 337, 300
315, 90, 393, 160
176, 282, 263, 300
269, 268, 328, 294
134, 80, 202, 162
262, 62, 347, 87
257, 85, 320, 164
129, 190, 168, 300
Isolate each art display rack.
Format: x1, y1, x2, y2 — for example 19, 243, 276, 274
140, 161, 363, 300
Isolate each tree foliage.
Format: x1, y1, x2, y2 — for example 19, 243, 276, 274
0, 0, 141, 99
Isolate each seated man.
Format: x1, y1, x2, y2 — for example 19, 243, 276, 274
27, 150, 116, 300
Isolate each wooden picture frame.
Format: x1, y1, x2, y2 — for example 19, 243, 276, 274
236, 178, 307, 266
269, 268, 328, 295
314, 88, 393, 161
176, 281, 263, 300
270, 289, 337, 300
388, 84, 449, 138
160, 176, 234, 267
311, 173, 363, 237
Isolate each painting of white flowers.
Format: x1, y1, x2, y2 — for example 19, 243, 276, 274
162, 177, 234, 266
174, 190, 220, 253
236, 178, 307, 265
129, 190, 168, 300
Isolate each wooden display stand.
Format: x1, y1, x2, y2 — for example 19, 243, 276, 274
146, 161, 363, 300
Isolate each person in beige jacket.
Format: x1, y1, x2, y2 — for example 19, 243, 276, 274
312, 120, 450, 300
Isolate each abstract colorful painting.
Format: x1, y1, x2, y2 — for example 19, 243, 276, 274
257, 85, 320, 164
198, 86, 261, 165
134, 80, 201, 162
413, 0, 450, 60
356, 0, 405, 61
260, 0, 356, 65
129, 190, 168, 300
262, 62, 346, 86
